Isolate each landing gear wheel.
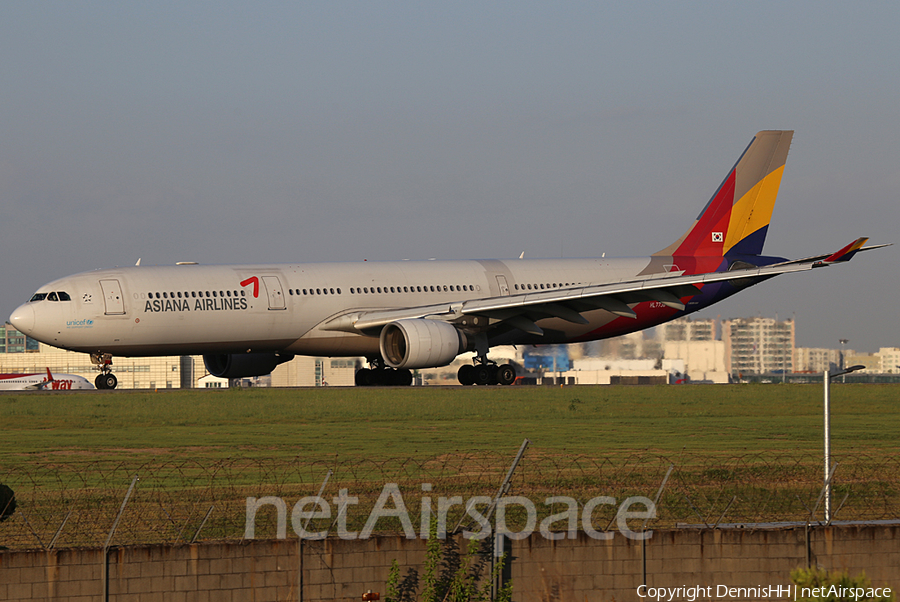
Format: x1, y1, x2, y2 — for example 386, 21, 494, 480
355, 366, 413, 386
496, 364, 517, 386
96, 373, 117, 389
458, 365, 475, 386
364, 368, 384, 386
393, 368, 413, 387
474, 365, 496, 386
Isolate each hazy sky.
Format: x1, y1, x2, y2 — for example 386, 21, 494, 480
2, 3, 897, 352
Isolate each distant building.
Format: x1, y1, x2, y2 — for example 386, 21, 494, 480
593, 331, 651, 360
564, 357, 671, 385
198, 374, 229, 388
655, 318, 727, 382
0, 324, 40, 354
662, 340, 728, 383
794, 347, 842, 374
270, 356, 359, 387
843, 351, 881, 373
877, 348, 900, 374
657, 317, 717, 342
723, 317, 795, 376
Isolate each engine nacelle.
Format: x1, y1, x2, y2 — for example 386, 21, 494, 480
203, 353, 294, 379
380, 319, 467, 369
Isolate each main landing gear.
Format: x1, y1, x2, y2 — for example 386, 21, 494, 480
457, 359, 517, 386
91, 353, 118, 390
355, 358, 413, 387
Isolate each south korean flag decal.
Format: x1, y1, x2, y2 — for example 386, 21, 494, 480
712, 232, 724, 243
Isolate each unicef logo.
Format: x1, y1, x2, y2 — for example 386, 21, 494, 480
66, 318, 95, 328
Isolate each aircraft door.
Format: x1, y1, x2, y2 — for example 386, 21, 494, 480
496, 275, 510, 296
262, 276, 286, 310
99, 279, 126, 315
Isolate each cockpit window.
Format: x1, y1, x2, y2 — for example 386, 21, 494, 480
47, 292, 59, 301
29, 293, 48, 302
58, 292, 71, 301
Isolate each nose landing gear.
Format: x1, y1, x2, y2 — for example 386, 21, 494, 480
91, 353, 118, 390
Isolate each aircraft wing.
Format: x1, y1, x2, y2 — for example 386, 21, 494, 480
322, 238, 873, 337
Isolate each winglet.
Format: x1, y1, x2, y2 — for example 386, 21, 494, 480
45, 367, 54, 382
818, 237, 869, 265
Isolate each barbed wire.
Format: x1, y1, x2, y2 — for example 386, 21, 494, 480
1, 451, 898, 550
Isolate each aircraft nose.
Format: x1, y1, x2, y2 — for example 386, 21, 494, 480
9, 304, 35, 334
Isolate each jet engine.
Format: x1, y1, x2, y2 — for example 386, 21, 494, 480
203, 352, 294, 379
380, 319, 467, 369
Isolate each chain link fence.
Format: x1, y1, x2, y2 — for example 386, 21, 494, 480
1, 450, 898, 550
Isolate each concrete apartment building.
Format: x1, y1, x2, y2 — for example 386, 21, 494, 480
794, 347, 843, 374
655, 318, 727, 383
723, 317, 795, 377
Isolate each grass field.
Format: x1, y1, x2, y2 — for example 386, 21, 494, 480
1, 384, 898, 548
3, 383, 898, 463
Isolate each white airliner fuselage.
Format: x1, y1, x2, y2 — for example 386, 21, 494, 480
11, 258, 649, 358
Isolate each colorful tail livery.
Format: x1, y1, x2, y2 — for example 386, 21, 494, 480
656, 130, 793, 259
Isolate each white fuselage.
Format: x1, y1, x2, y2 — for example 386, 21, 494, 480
10, 257, 655, 358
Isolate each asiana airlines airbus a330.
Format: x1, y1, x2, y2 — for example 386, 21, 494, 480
8, 131, 883, 389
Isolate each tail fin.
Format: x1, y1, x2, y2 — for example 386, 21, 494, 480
655, 130, 793, 258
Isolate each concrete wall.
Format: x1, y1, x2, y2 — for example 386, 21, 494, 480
1, 525, 897, 601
